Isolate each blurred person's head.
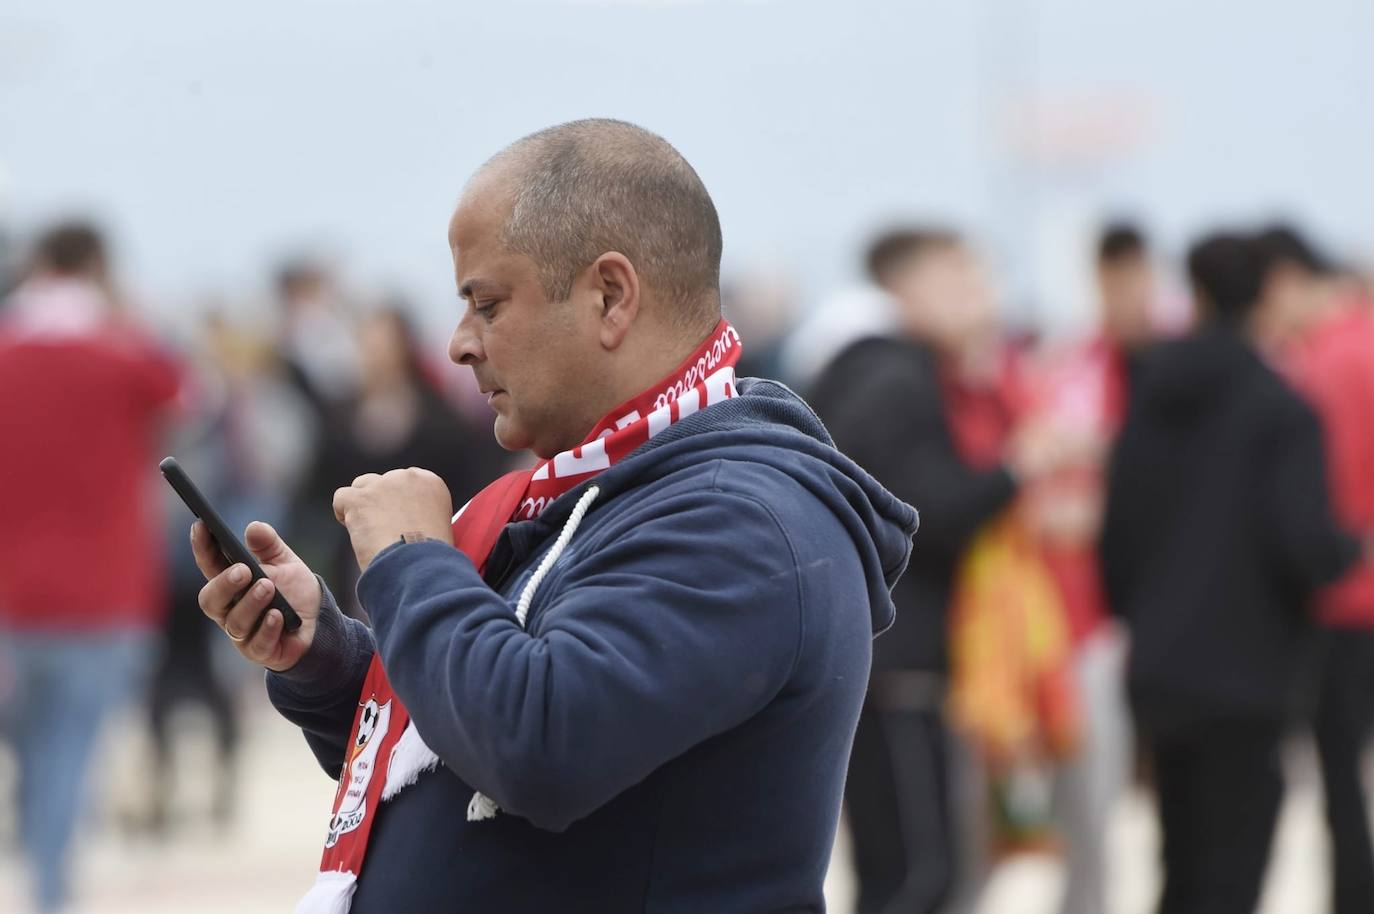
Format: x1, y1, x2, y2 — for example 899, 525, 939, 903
359, 304, 430, 393
447, 119, 723, 458
201, 311, 274, 382
32, 221, 108, 284
865, 227, 996, 355
1186, 233, 1263, 330
721, 269, 795, 346
275, 259, 332, 313
1095, 222, 1154, 349
1251, 224, 1333, 346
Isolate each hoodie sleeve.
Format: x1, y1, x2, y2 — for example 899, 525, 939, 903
1100, 417, 1154, 620
1262, 398, 1362, 599
355, 486, 805, 833
817, 343, 1016, 559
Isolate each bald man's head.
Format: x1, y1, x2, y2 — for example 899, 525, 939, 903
474, 119, 723, 333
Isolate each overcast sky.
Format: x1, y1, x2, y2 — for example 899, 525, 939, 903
3, 0, 1371, 335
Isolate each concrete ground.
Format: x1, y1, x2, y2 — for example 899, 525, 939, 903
0, 690, 1340, 914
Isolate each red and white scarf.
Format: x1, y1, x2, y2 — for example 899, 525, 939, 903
295, 320, 742, 913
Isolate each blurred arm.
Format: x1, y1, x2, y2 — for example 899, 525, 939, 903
819, 347, 1015, 559
1099, 427, 1147, 620
1263, 403, 1362, 598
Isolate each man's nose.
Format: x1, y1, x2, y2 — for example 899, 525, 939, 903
449, 311, 483, 366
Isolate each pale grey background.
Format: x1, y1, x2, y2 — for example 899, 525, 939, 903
2, 0, 1371, 334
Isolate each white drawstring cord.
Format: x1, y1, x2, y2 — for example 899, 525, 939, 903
514, 485, 601, 626
468, 484, 601, 822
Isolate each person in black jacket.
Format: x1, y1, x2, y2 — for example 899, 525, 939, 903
811, 229, 1056, 914
1101, 232, 1365, 914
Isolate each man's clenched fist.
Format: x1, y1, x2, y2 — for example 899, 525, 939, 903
333, 467, 456, 570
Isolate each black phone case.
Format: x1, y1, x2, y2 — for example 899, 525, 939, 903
159, 456, 302, 632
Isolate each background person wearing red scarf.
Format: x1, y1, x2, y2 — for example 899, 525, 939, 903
189, 119, 919, 913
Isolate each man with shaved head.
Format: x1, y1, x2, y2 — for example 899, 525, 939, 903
191, 119, 917, 913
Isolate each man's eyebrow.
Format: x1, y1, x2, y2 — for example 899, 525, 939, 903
457, 278, 506, 301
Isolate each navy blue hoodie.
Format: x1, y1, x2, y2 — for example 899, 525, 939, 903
268, 379, 918, 913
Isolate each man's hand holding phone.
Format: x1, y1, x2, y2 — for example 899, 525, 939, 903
192, 520, 322, 672
172, 457, 453, 673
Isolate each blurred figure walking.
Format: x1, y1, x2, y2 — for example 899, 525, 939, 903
274, 258, 359, 411
1254, 225, 1374, 914
812, 229, 1056, 914
1021, 222, 1157, 914
294, 304, 507, 614
1102, 232, 1364, 914
0, 222, 183, 912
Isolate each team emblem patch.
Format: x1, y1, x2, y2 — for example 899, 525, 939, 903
325, 695, 392, 848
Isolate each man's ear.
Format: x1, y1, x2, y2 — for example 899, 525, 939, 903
587, 252, 640, 351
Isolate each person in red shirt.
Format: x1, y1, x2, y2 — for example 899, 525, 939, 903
0, 222, 182, 913
1255, 225, 1374, 914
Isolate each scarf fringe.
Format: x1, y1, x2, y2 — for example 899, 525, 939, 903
294, 869, 357, 914
381, 721, 441, 802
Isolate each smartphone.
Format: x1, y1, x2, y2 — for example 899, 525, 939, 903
160, 456, 302, 632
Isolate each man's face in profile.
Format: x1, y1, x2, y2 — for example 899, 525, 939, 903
446, 188, 600, 459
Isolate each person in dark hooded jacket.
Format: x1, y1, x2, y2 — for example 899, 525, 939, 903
811, 229, 1058, 914
1101, 232, 1364, 914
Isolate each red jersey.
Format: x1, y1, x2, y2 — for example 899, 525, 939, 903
0, 279, 183, 630
1287, 305, 1374, 627
939, 347, 1024, 470
1021, 336, 1130, 645
938, 337, 1129, 650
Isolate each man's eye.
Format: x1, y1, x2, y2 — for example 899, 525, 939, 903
474, 300, 498, 317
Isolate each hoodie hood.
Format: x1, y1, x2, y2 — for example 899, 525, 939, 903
1135, 329, 1265, 421
513, 377, 919, 638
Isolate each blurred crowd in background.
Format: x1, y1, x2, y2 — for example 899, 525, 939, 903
0, 223, 513, 912
0, 205, 1371, 914
805, 220, 1374, 914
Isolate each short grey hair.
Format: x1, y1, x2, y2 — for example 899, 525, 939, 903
485, 119, 723, 330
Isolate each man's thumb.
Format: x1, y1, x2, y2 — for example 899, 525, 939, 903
244, 521, 294, 565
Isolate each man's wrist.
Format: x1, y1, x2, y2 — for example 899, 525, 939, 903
269, 576, 371, 698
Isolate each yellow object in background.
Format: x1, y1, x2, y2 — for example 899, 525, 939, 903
948, 512, 1081, 765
